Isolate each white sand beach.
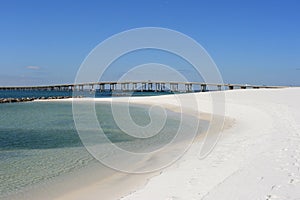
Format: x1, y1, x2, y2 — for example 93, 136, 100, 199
51, 87, 300, 200
2, 1, 299, 199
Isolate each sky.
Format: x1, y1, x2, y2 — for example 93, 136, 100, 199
0, 0, 299, 86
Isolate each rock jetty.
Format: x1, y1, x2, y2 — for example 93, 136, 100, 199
0, 96, 76, 104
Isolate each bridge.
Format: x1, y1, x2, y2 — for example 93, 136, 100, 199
0, 81, 286, 93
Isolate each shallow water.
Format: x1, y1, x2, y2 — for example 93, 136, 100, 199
0, 101, 202, 199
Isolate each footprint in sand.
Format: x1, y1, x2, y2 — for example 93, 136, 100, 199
266, 194, 281, 200
188, 178, 199, 185
289, 178, 300, 184
292, 162, 300, 167
165, 196, 181, 200
282, 148, 289, 152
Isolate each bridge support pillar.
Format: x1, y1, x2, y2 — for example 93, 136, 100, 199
161, 83, 165, 91
90, 84, 94, 91
148, 83, 153, 91
132, 83, 137, 91
110, 84, 115, 91
121, 83, 125, 91
185, 84, 192, 92
99, 84, 105, 92
201, 84, 207, 92
155, 83, 160, 92
141, 83, 146, 92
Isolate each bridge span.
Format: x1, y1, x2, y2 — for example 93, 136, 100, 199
0, 81, 285, 93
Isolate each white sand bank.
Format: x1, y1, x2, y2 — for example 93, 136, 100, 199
48, 88, 300, 199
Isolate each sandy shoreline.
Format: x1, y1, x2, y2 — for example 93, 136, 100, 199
36, 88, 300, 199
50, 92, 225, 200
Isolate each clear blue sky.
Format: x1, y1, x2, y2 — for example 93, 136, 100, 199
0, 0, 299, 86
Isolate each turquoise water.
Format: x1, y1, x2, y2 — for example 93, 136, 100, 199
0, 101, 198, 199
0, 90, 176, 99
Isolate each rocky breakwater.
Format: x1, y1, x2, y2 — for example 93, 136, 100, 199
0, 96, 76, 104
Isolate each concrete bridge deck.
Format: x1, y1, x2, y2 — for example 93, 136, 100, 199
0, 81, 286, 92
